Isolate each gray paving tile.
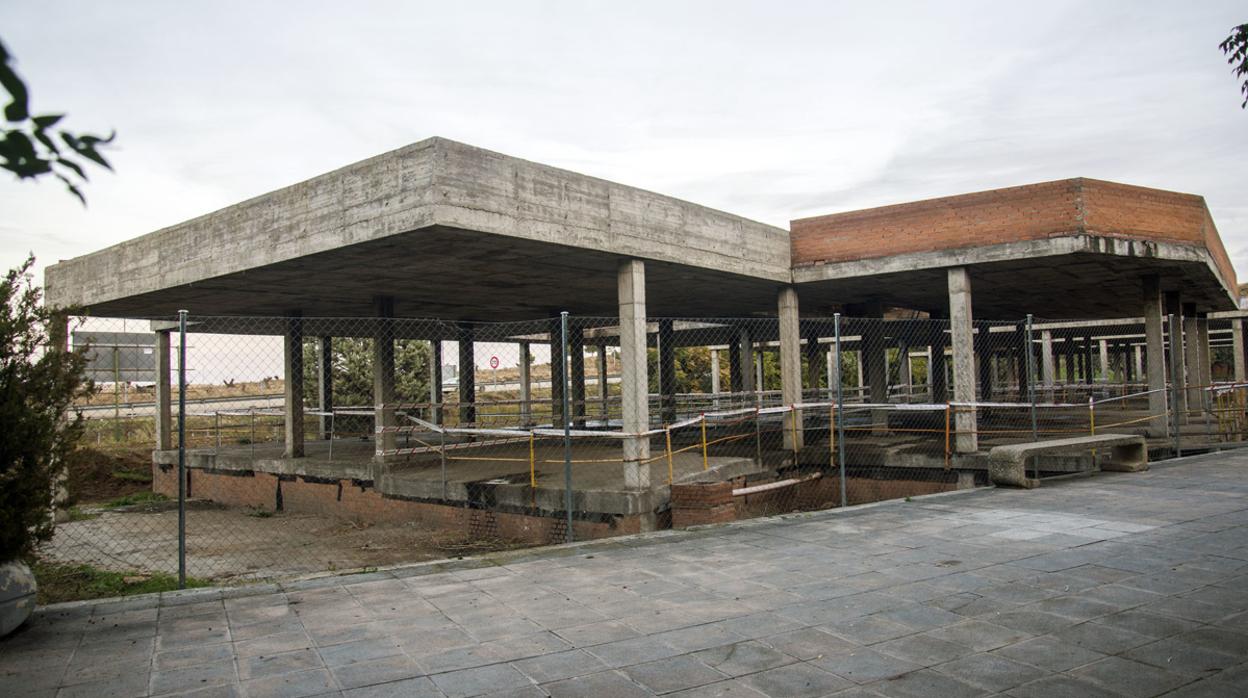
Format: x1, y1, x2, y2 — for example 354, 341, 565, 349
874, 633, 972, 667
512, 649, 608, 683
1005, 674, 1128, 698
330, 654, 424, 690
740, 662, 854, 698
341, 676, 442, 698
871, 668, 986, 698
1071, 656, 1196, 698
240, 667, 336, 698
923, 620, 1032, 652
585, 635, 684, 669
758, 627, 858, 661
431, 663, 532, 698
542, 669, 654, 698
809, 646, 921, 684
150, 659, 238, 696
239, 649, 324, 681
991, 634, 1107, 672
932, 652, 1046, 692
621, 655, 728, 694
666, 678, 769, 697
695, 641, 797, 678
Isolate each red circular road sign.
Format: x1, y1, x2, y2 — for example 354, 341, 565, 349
489, 356, 499, 369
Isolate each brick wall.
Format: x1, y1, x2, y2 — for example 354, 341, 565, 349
790, 178, 1235, 292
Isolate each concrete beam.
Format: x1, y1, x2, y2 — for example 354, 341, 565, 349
283, 314, 305, 459
618, 259, 650, 489
778, 287, 803, 451
948, 267, 977, 453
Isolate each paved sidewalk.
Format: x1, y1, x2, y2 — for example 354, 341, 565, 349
4, 453, 1248, 698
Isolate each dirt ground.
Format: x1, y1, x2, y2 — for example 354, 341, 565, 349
41, 502, 526, 583
64, 447, 153, 504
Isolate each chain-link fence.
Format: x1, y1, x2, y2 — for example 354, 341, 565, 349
43, 310, 1248, 591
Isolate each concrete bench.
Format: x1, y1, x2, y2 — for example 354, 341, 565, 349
989, 434, 1148, 488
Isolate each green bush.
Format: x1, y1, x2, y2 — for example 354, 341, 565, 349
0, 257, 91, 562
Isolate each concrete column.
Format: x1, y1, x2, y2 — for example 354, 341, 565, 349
570, 327, 586, 427
1196, 313, 1212, 411
658, 319, 676, 424
430, 340, 443, 424
317, 336, 333, 440
948, 267, 977, 453
710, 349, 721, 395
930, 341, 948, 402
373, 298, 396, 458
155, 329, 172, 451
1166, 292, 1187, 420
550, 318, 565, 427
1039, 332, 1055, 389
778, 287, 803, 451
826, 344, 837, 399
804, 331, 823, 396
1134, 345, 1145, 384
1142, 276, 1167, 436
1098, 340, 1110, 383
519, 342, 532, 426
898, 342, 913, 401
597, 344, 610, 419
1232, 319, 1246, 382
283, 314, 305, 458
618, 260, 651, 489
863, 343, 887, 403
755, 351, 764, 394
1182, 304, 1202, 409
458, 325, 476, 425
1083, 337, 1094, 384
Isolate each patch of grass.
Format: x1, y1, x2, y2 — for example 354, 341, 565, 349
63, 506, 99, 522
110, 469, 153, 484
103, 491, 169, 508
245, 507, 275, 518
32, 560, 210, 605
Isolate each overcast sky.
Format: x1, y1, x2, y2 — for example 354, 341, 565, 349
2, 1, 1246, 289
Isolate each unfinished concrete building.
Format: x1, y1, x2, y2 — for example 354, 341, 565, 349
46, 138, 1242, 539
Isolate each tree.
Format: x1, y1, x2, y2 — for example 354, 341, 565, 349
0, 37, 114, 203
0, 257, 91, 562
1221, 24, 1248, 109
303, 337, 432, 408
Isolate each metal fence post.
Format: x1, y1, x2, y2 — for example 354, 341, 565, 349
561, 312, 573, 543
1025, 314, 1037, 442
834, 313, 847, 508
177, 309, 188, 589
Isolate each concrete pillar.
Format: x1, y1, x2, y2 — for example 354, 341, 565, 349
826, 344, 837, 399
755, 350, 764, 394
804, 331, 823, 395
570, 327, 586, 427
283, 314, 305, 458
597, 344, 610, 420
430, 340, 443, 425
778, 287, 803, 451
458, 325, 476, 425
1134, 345, 1145, 384
373, 298, 395, 458
519, 342, 532, 426
1083, 337, 1094, 384
863, 343, 887, 403
1182, 304, 1202, 409
1098, 340, 1109, 383
317, 336, 333, 439
710, 348, 721, 395
658, 319, 676, 424
1142, 276, 1167, 436
155, 329, 172, 451
1232, 319, 1246, 382
1166, 292, 1188, 419
618, 260, 651, 489
898, 342, 913, 401
948, 267, 977, 453
550, 318, 565, 427
931, 340, 948, 402
1196, 313, 1212, 410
